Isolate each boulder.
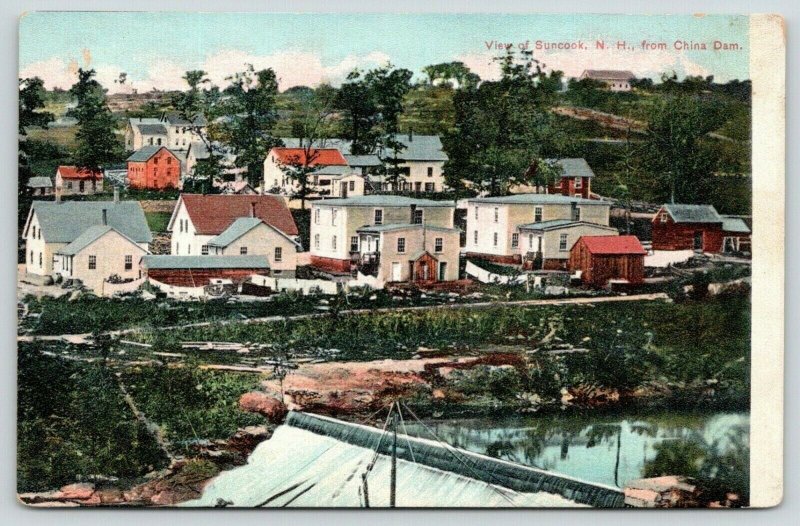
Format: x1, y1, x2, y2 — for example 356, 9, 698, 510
55, 482, 95, 500
238, 392, 287, 423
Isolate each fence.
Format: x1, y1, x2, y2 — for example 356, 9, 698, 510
465, 261, 527, 285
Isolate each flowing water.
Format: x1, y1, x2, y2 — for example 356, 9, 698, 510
401, 410, 749, 490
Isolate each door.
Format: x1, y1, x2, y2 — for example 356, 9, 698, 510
693, 231, 703, 250
340, 181, 348, 198
438, 262, 447, 281
391, 262, 402, 282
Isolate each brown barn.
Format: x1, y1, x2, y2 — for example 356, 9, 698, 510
650, 204, 751, 254
570, 235, 646, 287
140, 255, 270, 290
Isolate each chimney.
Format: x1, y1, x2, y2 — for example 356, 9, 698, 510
55, 185, 62, 204
250, 201, 256, 218
113, 186, 119, 203
101, 208, 108, 226
408, 128, 413, 142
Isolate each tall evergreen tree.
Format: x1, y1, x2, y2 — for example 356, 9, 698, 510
67, 69, 121, 171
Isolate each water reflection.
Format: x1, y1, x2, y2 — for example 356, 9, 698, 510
403, 411, 749, 496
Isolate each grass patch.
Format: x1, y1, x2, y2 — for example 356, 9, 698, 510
145, 211, 172, 233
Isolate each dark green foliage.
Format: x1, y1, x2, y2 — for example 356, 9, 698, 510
17, 347, 168, 492
67, 69, 123, 170
121, 364, 262, 450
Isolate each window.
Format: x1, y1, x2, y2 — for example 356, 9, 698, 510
314, 234, 320, 250
660, 212, 668, 223
427, 167, 434, 177
559, 233, 568, 251
349, 180, 355, 191
493, 232, 498, 247
415, 182, 422, 192
125, 255, 133, 270
534, 207, 543, 223
511, 233, 519, 248
79, 181, 85, 193
331, 208, 338, 226
573, 207, 581, 221
274, 247, 282, 262
425, 182, 435, 192
434, 237, 443, 253
167, 157, 172, 165
154, 157, 159, 165
332, 236, 337, 250
528, 234, 534, 248
473, 230, 478, 244
374, 209, 383, 225
240, 247, 248, 255
314, 208, 320, 224
157, 138, 162, 145
39, 253, 42, 267
201, 245, 209, 255
494, 207, 499, 223
474, 206, 478, 220
397, 237, 406, 253
31, 226, 35, 239
350, 236, 359, 252
88, 255, 96, 269
575, 177, 582, 189
413, 209, 424, 224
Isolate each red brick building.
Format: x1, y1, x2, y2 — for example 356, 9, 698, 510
569, 235, 646, 287
545, 158, 594, 199
651, 204, 751, 253
127, 146, 181, 190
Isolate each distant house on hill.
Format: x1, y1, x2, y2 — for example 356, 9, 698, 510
125, 113, 208, 151
55, 165, 104, 196
126, 146, 181, 190
651, 204, 751, 253
569, 235, 646, 287
22, 198, 152, 293
579, 70, 636, 92
543, 158, 595, 199
167, 194, 300, 274
27, 176, 53, 196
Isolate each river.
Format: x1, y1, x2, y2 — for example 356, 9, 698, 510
402, 409, 749, 490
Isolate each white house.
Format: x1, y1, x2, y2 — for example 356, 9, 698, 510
55, 165, 104, 196
263, 147, 354, 197
125, 113, 208, 151
464, 194, 612, 264
516, 220, 619, 270
578, 70, 636, 92
309, 195, 455, 274
22, 198, 152, 291
168, 194, 300, 258
206, 217, 300, 277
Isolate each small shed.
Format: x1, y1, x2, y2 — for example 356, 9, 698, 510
570, 235, 646, 288
27, 176, 53, 196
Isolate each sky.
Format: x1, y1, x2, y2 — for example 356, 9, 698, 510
19, 12, 750, 93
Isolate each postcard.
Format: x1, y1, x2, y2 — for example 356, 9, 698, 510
16, 12, 784, 508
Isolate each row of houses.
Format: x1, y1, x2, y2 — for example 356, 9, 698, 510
22, 186, 750, 297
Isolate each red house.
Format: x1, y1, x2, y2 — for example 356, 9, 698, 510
545, 158, 594, 199
127, 146, 181, 190
651, 204, 751, 253
569, 235, 646, 287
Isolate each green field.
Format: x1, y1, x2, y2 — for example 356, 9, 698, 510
145, 211, 172, 233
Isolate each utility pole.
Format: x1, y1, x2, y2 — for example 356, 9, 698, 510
390, 407, 397, 508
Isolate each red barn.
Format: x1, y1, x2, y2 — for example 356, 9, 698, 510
651, 204, 751, 253
570, 235, 646, 287
127, 146, 181, 190
140, 255, 270, 290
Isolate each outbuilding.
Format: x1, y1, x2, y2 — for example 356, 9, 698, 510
569, 235, 646, 287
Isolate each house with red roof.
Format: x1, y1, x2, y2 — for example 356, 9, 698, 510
55, 165, 104, 196
167, 194, 300, 276
569, 235, 646, 287
263, 147, 359, 198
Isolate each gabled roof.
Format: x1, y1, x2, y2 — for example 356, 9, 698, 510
28, 201, 152, 244
344, 154, 382, 167
581, 70, 636, 81
469, 194, 610, 206
172, 194, 298, 236
578, 235, 646, 255
136, 123, 168, 135
518, 220, 616, 232
27, 176, 53, 188
141, 255, 269, 270
544, 158, 595, 179
126, 145, 177, 162
281, 135, 448, 162
57, 166, 103, 180
56, 225, 148, 256
164, 112, 207, 127
721, 216, 751, 234
314, 195, 454, 208
270, 148, 349, 167
661, 204, 722, 224
207, 217, 264, 248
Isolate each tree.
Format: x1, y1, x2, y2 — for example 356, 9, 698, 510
422, 61, 480, 89
443, 50, 569, 195
172, 70, 219, 193
279, 85, 337, 209
19, 77, 55, 228
67, 69, 122, 171
220, 65, 281, 188
638, 94, 726, 204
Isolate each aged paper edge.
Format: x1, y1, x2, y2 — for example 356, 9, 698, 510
749, 12, 785, 508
